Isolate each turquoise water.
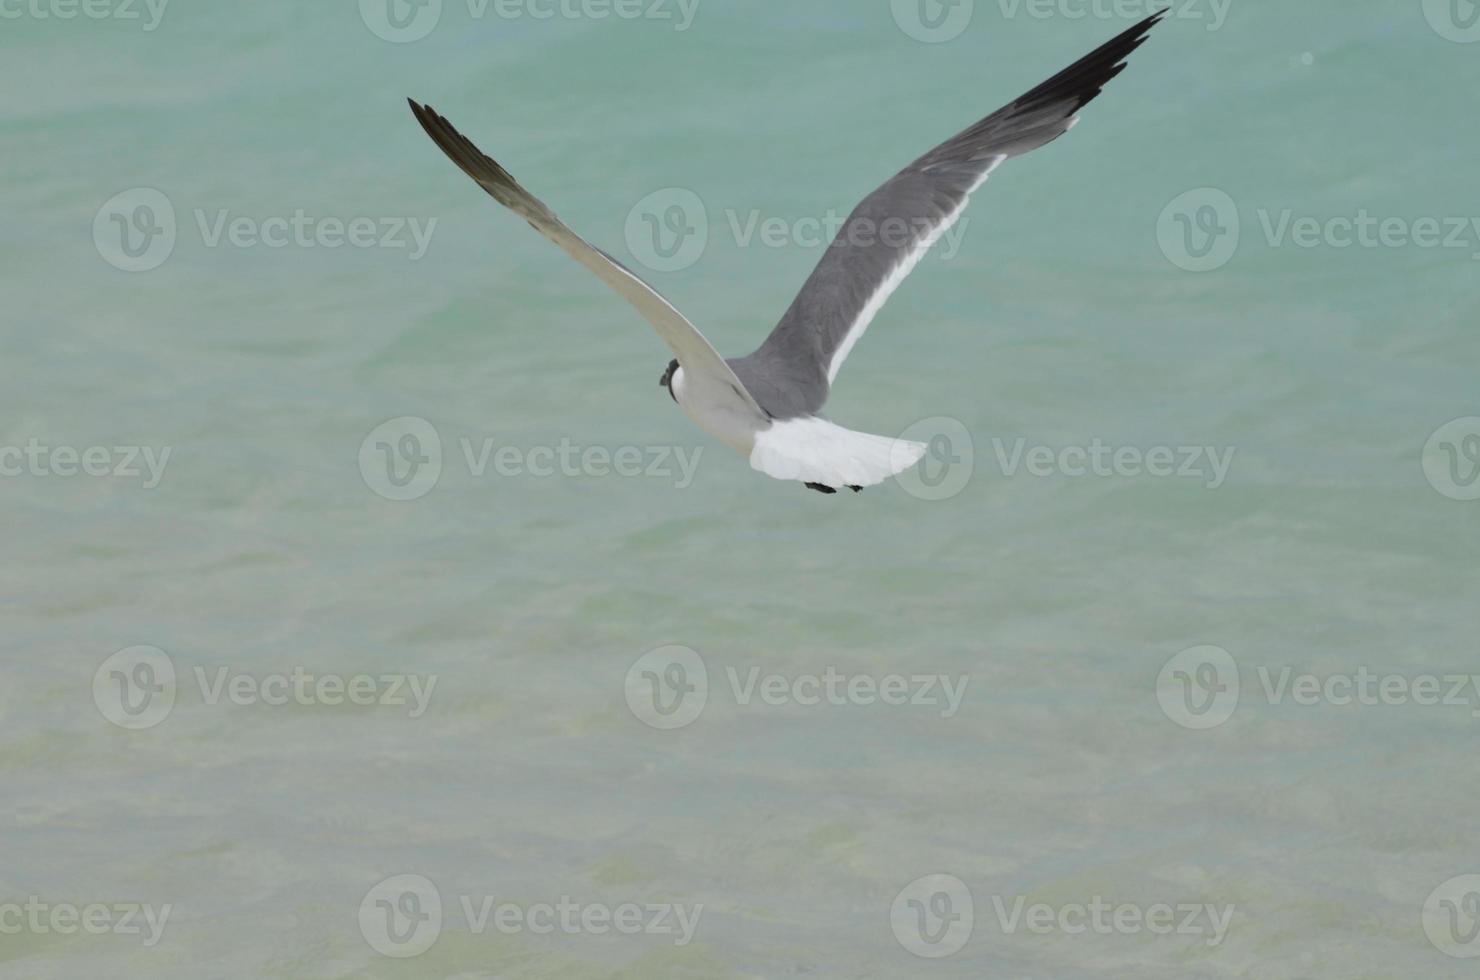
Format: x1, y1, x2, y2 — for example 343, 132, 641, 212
4, 0, 1480, 976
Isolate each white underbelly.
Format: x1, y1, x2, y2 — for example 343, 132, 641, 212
671, 366, 763, 456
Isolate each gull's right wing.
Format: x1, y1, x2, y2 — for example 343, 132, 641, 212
740, 11, 1165, 415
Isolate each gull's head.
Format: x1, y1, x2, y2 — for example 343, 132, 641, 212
659, 358, 680, 403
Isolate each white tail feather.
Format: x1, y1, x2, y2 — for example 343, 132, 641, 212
749, 416, 928, 488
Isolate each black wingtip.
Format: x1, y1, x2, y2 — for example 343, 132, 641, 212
1010, 8, 1167, 116
408, 98, 445, 131
1131, 8, 1169, 32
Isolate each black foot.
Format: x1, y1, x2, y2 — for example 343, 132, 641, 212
805, 482, 837, 495
847, 485, 863, 493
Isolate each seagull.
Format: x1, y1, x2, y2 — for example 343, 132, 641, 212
409, 11, 1163, 495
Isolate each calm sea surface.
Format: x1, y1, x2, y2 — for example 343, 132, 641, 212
3, 0, 1479, 976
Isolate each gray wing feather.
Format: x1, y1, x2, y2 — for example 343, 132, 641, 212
408, 99, 766, 417
732, 10, 1165, 419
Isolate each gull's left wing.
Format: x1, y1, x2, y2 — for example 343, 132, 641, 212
408, 100, 766, 417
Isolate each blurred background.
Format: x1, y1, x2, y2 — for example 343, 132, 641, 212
2, 0, 1478, 976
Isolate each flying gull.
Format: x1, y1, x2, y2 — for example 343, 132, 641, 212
409, 11, 1163, 494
